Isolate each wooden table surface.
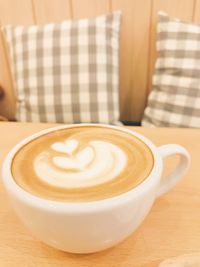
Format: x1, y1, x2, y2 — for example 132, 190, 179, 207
0, 122, 199, 267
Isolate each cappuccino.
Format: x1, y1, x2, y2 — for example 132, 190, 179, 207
11, 125, 154, 201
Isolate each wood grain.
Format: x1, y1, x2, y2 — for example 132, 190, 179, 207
33, 0, 72, 23
71, 0, 110, 19
193, 0, 200, 22
0, 122, 199, 267
111, 0, 151, 121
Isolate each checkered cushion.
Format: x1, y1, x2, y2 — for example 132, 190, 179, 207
2, 11, 121, 124
142, 12, 200, 128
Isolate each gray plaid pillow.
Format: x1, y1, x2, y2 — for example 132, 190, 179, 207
2, 11, 121, 124
142, 12, 200, 128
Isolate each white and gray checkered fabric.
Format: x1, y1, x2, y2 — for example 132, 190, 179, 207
142, 12, 200, 128
3, 11, 121, 124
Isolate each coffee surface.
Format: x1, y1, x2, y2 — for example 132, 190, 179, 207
11, 126, 154, 202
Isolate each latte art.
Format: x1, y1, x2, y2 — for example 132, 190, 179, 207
11, 126, 154, 202
34, 139, 127, 188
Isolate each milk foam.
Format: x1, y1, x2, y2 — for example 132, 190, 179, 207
34, 139, 127, 188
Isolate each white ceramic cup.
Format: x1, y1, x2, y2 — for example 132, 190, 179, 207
2, 124, 191, 253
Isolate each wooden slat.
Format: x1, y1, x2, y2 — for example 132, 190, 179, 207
111, 0, 151, 122
0, 0, 34, 120
0, 0, 34, 24
193, 0, 200, 22
33, 0, 72, 23
71, 0, 110, 19
148, 0, 196, 95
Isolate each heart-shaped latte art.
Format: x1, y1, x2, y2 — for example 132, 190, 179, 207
34, 138, 127, 188
51, 139, 78, 155
53, 146, 94, 170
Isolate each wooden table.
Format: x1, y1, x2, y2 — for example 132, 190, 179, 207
0, 122, 199, 267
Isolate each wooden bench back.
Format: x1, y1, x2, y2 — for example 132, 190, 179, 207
0, 0, 200, 122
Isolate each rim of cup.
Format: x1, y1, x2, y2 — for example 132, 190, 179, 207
2, 123, 163, 213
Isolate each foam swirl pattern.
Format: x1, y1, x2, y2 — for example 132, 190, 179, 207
34, 140, 127, 188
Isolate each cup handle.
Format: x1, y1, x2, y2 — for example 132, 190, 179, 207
156, 144, 191, 198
